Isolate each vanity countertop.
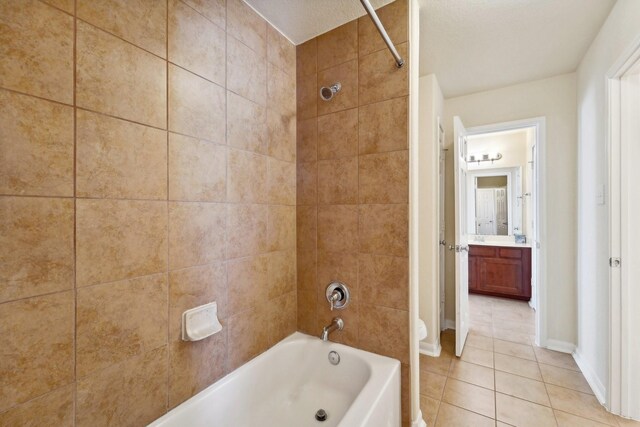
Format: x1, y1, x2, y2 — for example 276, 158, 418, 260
469, 240, 532, 248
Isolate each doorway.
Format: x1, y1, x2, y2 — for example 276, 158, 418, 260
447, 117, 546, 356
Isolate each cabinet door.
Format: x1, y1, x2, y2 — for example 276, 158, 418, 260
477, 257, 526, 298
469, 257, 478, 291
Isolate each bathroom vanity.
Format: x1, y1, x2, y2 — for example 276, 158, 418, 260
468, 242, 532, 300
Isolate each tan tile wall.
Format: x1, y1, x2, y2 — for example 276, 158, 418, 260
294, 0, 411, 422
0, 0, 296, 424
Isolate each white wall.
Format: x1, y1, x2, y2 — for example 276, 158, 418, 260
418, 74, 444, 353
442, 73, 578, 346
575, 0, 640, 403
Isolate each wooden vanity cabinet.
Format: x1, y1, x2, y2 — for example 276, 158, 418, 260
468, 245, 532, 300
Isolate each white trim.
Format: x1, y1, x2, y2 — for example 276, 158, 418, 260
419, 341, 442, 357
574, 349, 607, 405
545, 339, 576, 354
443, 318, 456, 331
606, 34, 640, 418
411, 411, 427, 427
466, 117, 547, 349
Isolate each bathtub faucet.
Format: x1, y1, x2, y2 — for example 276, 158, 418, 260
321, 317, 344, 342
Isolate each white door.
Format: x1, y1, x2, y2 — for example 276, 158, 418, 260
438, 121, 446, 329
530, 144, 538, 312
495, 187, 508, 235
475, 188, 496, 234
453, 116, 470, 356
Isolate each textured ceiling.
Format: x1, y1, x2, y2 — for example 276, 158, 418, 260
419, 0, 616, 98
244, 0, 395, 45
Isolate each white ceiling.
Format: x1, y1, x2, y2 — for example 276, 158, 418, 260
244, 0, 394, 45
420, 0, 616, 98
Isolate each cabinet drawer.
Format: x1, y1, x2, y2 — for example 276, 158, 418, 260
469, 245, 497, 257
499, 248, 522, 259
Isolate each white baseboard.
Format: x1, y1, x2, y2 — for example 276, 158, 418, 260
419, 340, 441, 357
411, 410, 427, 427
545, 339, 576, 354
443, 319, 455, 331
573, 349, 607, 405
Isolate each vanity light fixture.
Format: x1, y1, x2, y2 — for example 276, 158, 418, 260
467, 152, 503, 164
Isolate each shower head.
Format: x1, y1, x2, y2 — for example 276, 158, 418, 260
320, 82, 341, 101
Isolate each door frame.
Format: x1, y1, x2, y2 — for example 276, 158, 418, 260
464, 117, 547, 347
606, 34, 640, 419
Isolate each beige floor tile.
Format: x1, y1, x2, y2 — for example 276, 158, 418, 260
492, 327, 532, 345
420, 353, 452, 376
435, 402, 495, 427
496, 393, 556, 427
495, 371, 550, 406
466, 333, 494, 351
460, 346, 494, 368
420, 395, 440, 426
534, 348, 580, 371
448, 359, 494, 390
420, 371, 447, 400
497, 423, 514, 427
442, 378, 495, 419
554, 410, 612, 426
539, 363, 593, 394
493, 339, 536, 361
546, 384, 618, 426
494, 353, 542, 381
470, 324, 494, 338
617, 416, 640, 426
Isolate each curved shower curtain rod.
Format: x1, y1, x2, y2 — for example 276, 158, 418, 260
359, 0, 405, 68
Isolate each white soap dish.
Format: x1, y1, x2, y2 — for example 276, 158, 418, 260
182, 302, 222, 341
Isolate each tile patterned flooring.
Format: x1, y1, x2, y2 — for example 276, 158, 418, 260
419, 294, 640, 427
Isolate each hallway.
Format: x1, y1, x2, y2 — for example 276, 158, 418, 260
419, 295, 639, 426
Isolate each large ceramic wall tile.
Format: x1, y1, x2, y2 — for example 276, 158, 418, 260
268, 62, 296, 117
227, 255, 269, 313
359, 43, 408, 106
169, 332, 227, 409
76, 199, 168, 287
297, 289, 317, 335
77, 0, 167, 57
76, 346, 168, 427
0, 291, 74, 412
359, 304, 409, 363
297, 118, 317, 163
76, 110, 167, 200
359, 97, 408, 154
268, 291, 296, 345
0, 91, 73, 197
227, 149, 268, 203
317, 21, 358, 71
76, 21, 166, 128
296, 39, 317, 77
297, 250, 316, 293
317, 108, 358, 160
41, 0, 74, 14
297, 161, 317, 206
226, 0, 266, 56
267, 25, 295, 76
317, 60, 358, 116
359, 204, 408, 257
168, 262, 227, 341
296, 206, 317, 253
296, 74, 317, 120
359, 151, 408, 203
227, 91, 267, 154
168, 133, 226, 202
0, 197, 73, 303
268, 158, 296, 205
226, 204, 268, 259
358, 0, 408, 57
227, 305, 270, 370
183, 0, 225, 30
268, 205, 296, 251
169, 0, 225, 85
0, 385, 73, 427
0, 0, 73, 104
317, 251, 357, 296
169, 64, 226, 143
168, 202, 226, 269
76, 274, 168, 378
317, 157, 358, 205
268, 109, 296, 162
227, 36, 267, 106
267, 250, 296, 299
359, 254, 408, 311
317, 205, 358, 253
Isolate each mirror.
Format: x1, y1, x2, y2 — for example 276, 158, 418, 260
466, 167, 522, 236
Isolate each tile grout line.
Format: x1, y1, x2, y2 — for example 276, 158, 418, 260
165, 0, 170, 414
72, 0, 78, 424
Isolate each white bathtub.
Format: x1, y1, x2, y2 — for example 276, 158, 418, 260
149, 332, 401, 427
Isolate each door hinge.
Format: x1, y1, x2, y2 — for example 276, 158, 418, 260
609, 257, 621, 267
